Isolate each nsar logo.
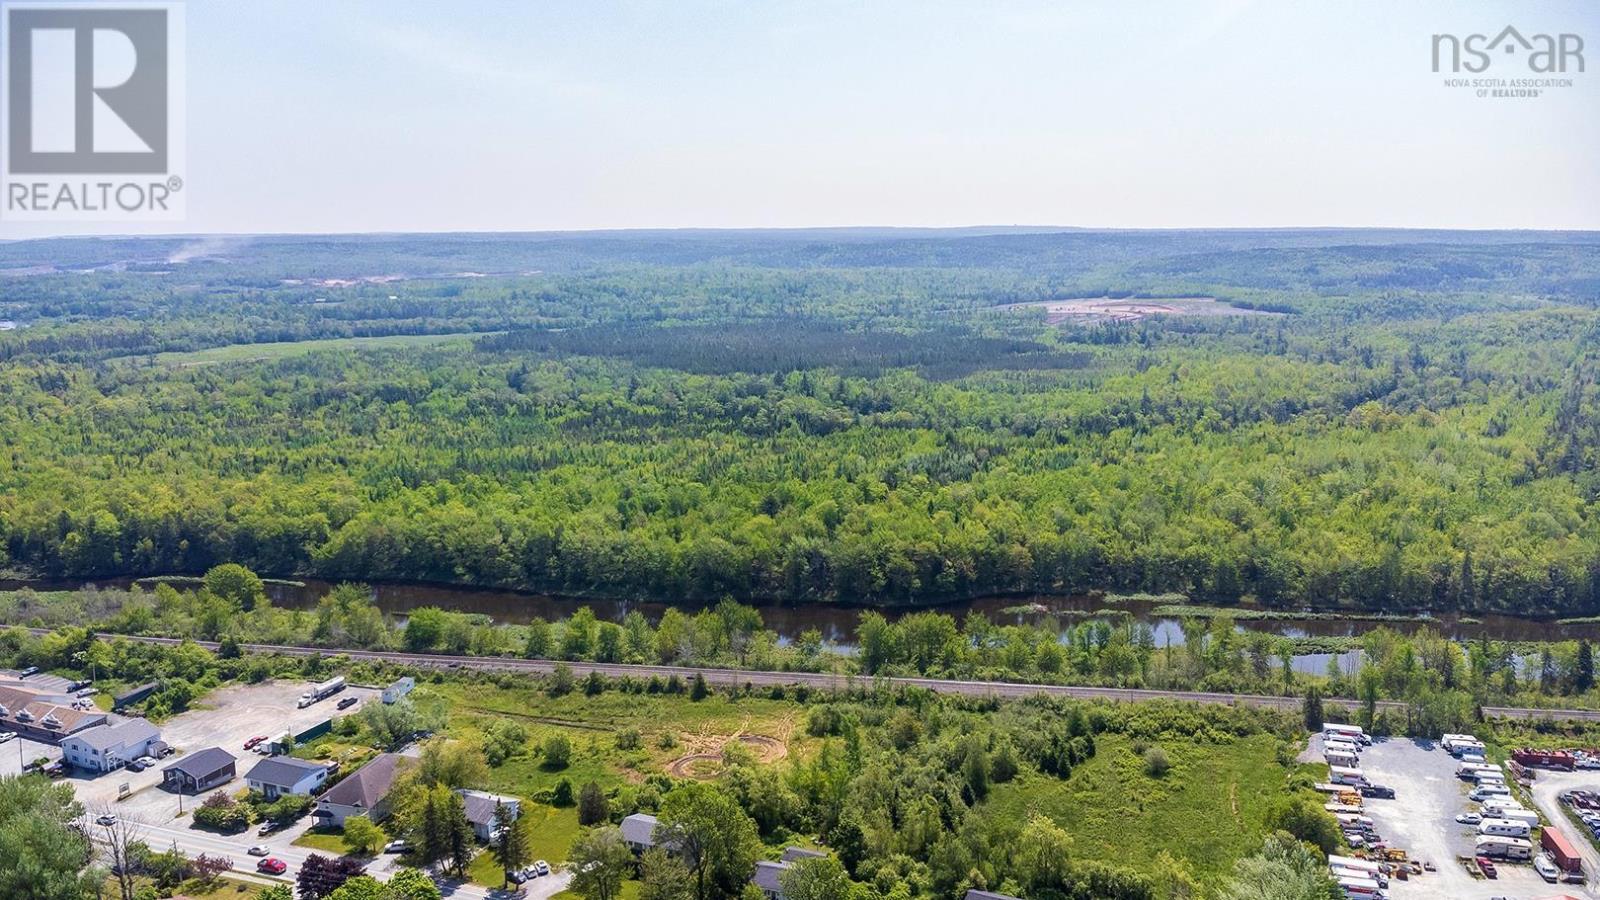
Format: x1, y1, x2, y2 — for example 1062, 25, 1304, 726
1432, 26, 1585, 74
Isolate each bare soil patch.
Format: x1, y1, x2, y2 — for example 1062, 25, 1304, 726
997, 296, 1281, 324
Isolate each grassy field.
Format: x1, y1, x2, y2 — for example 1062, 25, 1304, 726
293, 826, 360, 855
119, 331, 495, 366
428, 679, 809, 880
433, 681, 809, 798
983, 733, 1287, 885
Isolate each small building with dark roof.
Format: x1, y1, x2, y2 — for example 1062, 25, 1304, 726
456, 788, 522, 841
752, 862, 789, 900
621, 813, 663, 853
313, 752, 410, 827
161, 747, 237, 794
751, 849, 830, 900
246, 756, 331, 799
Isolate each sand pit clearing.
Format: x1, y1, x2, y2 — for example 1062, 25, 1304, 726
999, 296, 1281, 324
667, 733, 788, 779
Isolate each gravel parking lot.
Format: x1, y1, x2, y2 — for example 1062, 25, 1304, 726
1310, 735, 1556, 900
70, 679, 377, 821
1528, 769, 1600, 898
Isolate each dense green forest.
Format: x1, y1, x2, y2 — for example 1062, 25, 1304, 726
2, 229, 1598, 614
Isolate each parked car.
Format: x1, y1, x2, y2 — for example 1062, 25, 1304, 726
95, 815, 117, 826
247, 845, 271, 857
1359, 784, 1396, 799
126, 760, 148, 772
75, 687, 97, 698
1456, 813, 1482, 824
336, 696, 358, 710
384, 840, 409, 854
1476, 857, 1498, 879
243, 735, 267, 750
134, 756, 157, 768
1535, 853, 1559, 882
19, 666, 39, 677
0, 732, 16, 744
257, 858, 287, 875
536, 860, 550, 876
258, 821, 280, 836
508, 869, 531, 884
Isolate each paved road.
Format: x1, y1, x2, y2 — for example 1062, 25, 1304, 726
28, 627, 1600, 722
91, 815, 566, 900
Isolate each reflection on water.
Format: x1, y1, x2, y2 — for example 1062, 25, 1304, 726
7, 576, 1597, 675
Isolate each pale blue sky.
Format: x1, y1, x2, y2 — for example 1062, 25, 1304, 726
5, 0, 1598, 237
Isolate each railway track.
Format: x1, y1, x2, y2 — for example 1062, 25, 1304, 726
26, 628, 1600, 722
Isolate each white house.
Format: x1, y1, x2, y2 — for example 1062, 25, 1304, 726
382, 677, 415, 705
456, 788, 522, 841
60, 719, 161, 773
246, 756, 330, 799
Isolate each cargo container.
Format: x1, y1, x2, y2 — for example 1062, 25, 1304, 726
1541, 827, 1584, 879
1513, 748, 1576, 770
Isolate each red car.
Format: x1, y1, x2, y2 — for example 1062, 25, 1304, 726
257, 858, 287, 875
243, 735, 267, 750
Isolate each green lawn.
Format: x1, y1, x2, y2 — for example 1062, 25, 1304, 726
293, 827, 358, 855
121, 331, 495, 366
555, 881, 642, 900
982, 733, 1287, 884
466, 805, 582, 887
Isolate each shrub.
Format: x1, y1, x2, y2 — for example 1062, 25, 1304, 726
1143, 746, 1171, 778
542, 734, 573, 770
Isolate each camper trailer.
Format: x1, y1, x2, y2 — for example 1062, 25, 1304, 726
1479, 818, 1532, 838
1475, 836, 1533, 860
1329, 765, 1367, 787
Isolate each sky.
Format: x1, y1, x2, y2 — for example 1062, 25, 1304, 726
2, 0, 1598, 238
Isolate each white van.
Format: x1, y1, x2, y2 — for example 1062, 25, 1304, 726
1479, 818, 1532, 838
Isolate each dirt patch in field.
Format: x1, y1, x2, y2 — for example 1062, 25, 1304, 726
996, 296, 1282, 324
665, 733, 788, 779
